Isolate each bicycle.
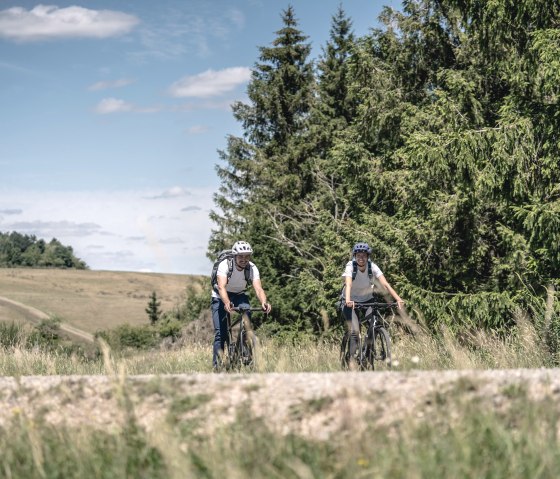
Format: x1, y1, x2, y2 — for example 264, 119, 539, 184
218, 305, 263, 371
339, 302, 397, 371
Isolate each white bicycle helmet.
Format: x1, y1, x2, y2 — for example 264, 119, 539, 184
232, 240, 253, 255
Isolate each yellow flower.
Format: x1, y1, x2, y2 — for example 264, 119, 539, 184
357, 458, 369, 467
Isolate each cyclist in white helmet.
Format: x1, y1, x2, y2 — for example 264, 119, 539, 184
211, 240, 271, 368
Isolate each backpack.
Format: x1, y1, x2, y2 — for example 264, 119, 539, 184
339, 259, 375, 309
210, 249, 253, 292
351, 259, 374, 280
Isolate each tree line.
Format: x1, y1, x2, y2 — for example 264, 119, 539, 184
208, 0, 559, 339
0, 232, 87, 269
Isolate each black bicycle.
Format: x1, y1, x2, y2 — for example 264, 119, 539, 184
340, 302, 397, 371
219, 306, 262, 371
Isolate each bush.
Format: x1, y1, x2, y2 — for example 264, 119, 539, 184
95, 325, 159, 351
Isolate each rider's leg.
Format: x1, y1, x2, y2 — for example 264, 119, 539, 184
343, 306, 360, 357
211, 298, 228, 368
230, 292, 250, 314
231, 292, 252, 333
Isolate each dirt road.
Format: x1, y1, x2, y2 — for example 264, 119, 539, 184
0, 296, 94, 343
0, 369, 558, 439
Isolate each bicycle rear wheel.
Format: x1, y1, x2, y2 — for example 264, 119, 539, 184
371, 327, 391, 370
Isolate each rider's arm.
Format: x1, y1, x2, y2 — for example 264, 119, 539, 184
377, 275, 404, 309
344, 276, 354, 308
216, 275, 233, 313
252, 278, 271, 313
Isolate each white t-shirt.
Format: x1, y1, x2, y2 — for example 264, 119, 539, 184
211, 259, 260, 299
341, 260, 383, 302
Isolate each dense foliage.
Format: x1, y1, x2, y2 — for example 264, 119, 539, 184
0, 232, 87, 269
210, 1, 559, 339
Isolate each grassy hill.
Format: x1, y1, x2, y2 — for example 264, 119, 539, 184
0, 268, 202, 334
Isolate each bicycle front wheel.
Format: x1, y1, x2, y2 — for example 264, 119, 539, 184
340, 332, 363, 371
240, 329, 258, 368
340, 332, 350, 369
372, 327, 391, 370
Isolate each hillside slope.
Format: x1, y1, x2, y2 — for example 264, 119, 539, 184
0, 268, 200, 334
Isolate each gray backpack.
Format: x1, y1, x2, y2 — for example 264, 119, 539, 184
210, 249, 252, 292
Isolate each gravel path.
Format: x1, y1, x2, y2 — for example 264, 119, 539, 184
1, 369, 559, 439
0, 296, 94, 342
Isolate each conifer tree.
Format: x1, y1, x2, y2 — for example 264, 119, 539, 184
316, 6, 355, 130
145, 291, 162, 325
208, 1, 559, 336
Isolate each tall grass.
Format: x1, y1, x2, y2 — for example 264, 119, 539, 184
2, 382, 560, 478
0, 316, 555, 375
1, 319, 560, 477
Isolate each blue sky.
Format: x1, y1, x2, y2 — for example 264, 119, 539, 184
0, 0, 401, 275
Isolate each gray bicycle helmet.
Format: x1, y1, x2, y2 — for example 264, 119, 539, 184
352, 242, 371, 255
232, 240, 253, 255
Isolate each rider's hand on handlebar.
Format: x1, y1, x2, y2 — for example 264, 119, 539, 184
345, 300, 355, 309
262, 302, 271, 314
224, 301, 234, 314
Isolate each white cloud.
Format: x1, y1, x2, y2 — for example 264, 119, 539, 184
168, 67, 251, 98
94, 97, 134, 114
93, 97, 161, 114
88, 78, 135, 91
129, 5, 246, 62
0, 5, 140, 42
0, 209, 22, 215
0, 187, 215, 275
7, 220, 102, 237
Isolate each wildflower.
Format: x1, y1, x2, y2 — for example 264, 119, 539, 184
357, 458, 369, 467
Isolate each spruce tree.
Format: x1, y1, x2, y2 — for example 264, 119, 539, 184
208, 1, 560, 336
145, 291, 162, 325
210, 6, 315, 328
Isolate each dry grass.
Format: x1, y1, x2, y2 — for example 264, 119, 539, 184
0, 268, 200, 333
391, 316, 551, 370
0, 319, 553, 376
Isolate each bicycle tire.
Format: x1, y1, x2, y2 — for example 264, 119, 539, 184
340, 332, 350, 369
241, 330, 258, 368
228, 313, 258, 370
340, 331, 362, 370
371, 327, 391, 370
213, 336, 231, 372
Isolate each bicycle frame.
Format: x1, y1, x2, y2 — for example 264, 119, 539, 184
340, 302, 397, 370
222, 306, 264, 370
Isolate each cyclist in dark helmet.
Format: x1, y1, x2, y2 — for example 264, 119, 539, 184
341, 242, 404, 364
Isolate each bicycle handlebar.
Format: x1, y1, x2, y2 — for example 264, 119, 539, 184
231, 306, 269, 313
345, 302, 398, 310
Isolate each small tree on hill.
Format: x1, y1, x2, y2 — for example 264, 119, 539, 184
145, 291, 162, 325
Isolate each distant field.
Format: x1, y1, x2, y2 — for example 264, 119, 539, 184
0, 268, 202, 334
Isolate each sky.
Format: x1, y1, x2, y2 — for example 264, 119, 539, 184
0, 0, 401, 275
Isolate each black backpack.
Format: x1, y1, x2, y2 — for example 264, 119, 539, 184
339, 259, 375, 309
351, 259, 374, 280
210, 249, 253, 292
